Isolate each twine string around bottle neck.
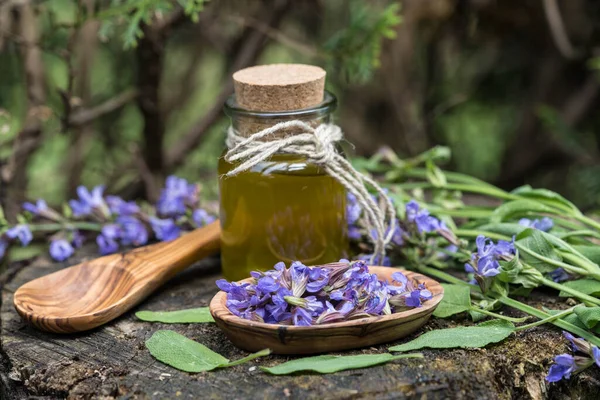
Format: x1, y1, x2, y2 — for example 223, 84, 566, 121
224, 120, 396, 263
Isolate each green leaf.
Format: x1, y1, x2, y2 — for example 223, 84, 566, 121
516, 229, 562, 273
572, 246, 600, 265
573, 305, 600, 329
490, 200, 556, 223
497, 255, 543, 288
388, 320, 515, 352
146, 330, 228, 372
136, 308, 214, 323
545, 308, 600, 334
511, 185, 582, 216
145, 330, 269, 373
475, 223, 526, 237
260, 353, 423, 375
559, 279, 600, 298
433, 284, 471, 318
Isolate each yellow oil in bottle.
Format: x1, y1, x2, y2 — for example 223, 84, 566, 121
218, 153, 348, 280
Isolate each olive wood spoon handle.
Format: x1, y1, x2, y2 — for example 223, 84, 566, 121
13, 221, 221, 333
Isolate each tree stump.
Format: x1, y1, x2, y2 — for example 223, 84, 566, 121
1, 250, 599, 399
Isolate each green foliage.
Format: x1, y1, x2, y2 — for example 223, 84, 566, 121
558, 279, 600, 298
388, 320, 515, 352
516, 229, 563, 273
145, 330, 269, 372
435, 102, 516, 181
260, 353, 422, 375
97, 0, 207, 48
433, 284, 471, 318
136, 307, 214, 323
324, 1, 401, 83
573, 305, 600, 330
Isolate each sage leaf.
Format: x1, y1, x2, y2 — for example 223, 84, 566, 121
146, 330, 269, 372
433, 284, 471, 318
476, 223, 526, 237
497, 256, 543, 288
545, 308, 600, 334
260, 353, 423, 375
558, 279, 600, 298
146, 330, 228, 372
573, 305, 600, 329
516, 229, 562, 273
572, 245, 600, 266
388, 320, 515, 352
136, 308, 214, 323
490, 200, 556, 223
511, 185, 581, 216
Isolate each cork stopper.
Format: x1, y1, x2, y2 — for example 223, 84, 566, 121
233, 64, 326, 112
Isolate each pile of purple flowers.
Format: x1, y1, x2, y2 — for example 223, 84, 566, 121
216, 259, 432, 326
348, 195, 449, 265
546, 332, 600, 382
0, 176, 216, 263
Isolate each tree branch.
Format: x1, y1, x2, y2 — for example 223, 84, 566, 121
1, 2, 46, 217
69, 88, 139, 127
165, 0, 292, 168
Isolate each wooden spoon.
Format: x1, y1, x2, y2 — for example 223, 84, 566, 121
13, 221, 221, 334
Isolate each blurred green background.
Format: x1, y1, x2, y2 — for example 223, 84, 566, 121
2, 0, 600, 218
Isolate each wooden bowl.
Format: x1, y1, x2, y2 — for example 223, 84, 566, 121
209, 267, 443, 354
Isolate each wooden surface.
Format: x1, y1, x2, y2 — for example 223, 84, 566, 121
2, 250, 600, 399
210, 267, 443, 354
14, 223, 221, 333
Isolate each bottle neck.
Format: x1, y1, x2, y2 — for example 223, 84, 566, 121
224, 91, 337, 140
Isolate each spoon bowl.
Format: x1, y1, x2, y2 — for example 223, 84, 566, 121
14, 222, 221, 333
209, 267, 443, 354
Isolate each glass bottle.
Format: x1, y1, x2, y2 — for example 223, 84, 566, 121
218, 91, 348, 280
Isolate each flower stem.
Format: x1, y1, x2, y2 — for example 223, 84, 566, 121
496, 295, 600, 347
514, 307, 575, 332
469, 306, 529, 323
414, 264, 600, 346
455, 229, 598, 277
29, 222, 103, 232
540, 277, 600, 306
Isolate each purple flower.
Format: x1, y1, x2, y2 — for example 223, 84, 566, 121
519, 217, 553, 232
97, 234, 119, 255
546, 354, 576, 382
405, 200, 445, 234
149, 217, 180, 241
306, 267, 329, 293
49, 239, 74, 261
257, 276, 279, 293
405, 200, 420, 222
0, 239, 8, 260
101, 224, 121, 240
156, 176, 197, 217
69, 185, 109, 218
265, 291, 290, 323
192, 209, 216, 227
347, 193, 361, 225
466, 235, 516, 286
290, 261, 309, 297
292, 306, 313, 326
550, 268, 570, 283
105, 195, 140, 216
546, 332, 600, 382
22, 199, 48, 215
116, 216, 148, 246
6, 224, 32, 246
72, 230, 85, 248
